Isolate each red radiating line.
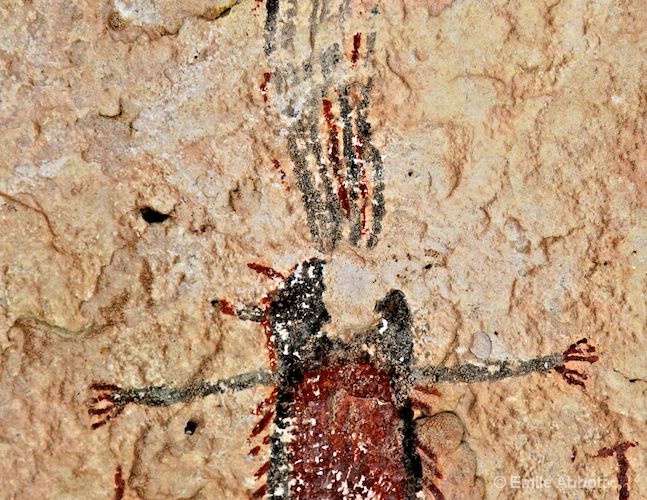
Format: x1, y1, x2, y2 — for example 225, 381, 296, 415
114, 466, 125, 500
424, 479, 445, 500
250, 410, 274, 438
254, 461, 271, 479
259, 293, 278, 370
254, 388, 278, 415
247, 262, 285, 280
351, 32, 362, 65
414, 386, 442, 397
322, 99, 351, 216
252, 484, 267, 498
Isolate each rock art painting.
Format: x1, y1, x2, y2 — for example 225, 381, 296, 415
0, 1, 644, 499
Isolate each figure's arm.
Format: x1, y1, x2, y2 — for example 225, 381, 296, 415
414, 338, 598, 388
211, 299, 264, 322
88, 370, 274, 429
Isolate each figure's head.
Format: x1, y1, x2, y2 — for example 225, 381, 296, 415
267, 254, 413, 385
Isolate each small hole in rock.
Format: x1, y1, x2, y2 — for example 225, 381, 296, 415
140, 207, 170, 224
185, 420, 198, 435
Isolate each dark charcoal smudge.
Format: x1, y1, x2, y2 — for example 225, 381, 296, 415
264, 0, 280, 54
140, 207, 170, 224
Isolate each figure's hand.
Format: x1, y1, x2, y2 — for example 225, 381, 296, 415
87, 383, 128, 429
555, 338, 599, 389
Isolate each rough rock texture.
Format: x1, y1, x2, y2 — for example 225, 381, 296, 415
0, 0, 645, 499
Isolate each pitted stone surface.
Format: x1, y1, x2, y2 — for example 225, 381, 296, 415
0, 1, 645, 499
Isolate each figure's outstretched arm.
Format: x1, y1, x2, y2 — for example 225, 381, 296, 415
212, 299, 264, 322
414, 338, 598, 388
88, 370, 274, 429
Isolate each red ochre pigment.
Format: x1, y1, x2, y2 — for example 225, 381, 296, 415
288, 363, 408, 499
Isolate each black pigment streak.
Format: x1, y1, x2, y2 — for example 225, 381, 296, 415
356, 79, 386, 248
286, 78, 385, 251
307, 0, 322, 59
266, 390, 294, 496
339, 85, 358, 198
401, 404, 424, 498
264, 0, 280, 54
280, 0, 298, 52
139, 207, 170, 224
339, 84, 362, 245
287, 131, 325, 249
309, 105, 343, 246
367, 31, 378, 55
415, 353, 565, 384
320, 44, 342, 82
107, 370, 273, 408
266, 259, 330, 385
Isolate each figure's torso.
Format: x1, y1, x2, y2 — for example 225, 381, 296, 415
287, 362, 409, 499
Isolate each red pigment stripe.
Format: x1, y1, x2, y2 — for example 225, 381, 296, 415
90, 383, 120, 392
411, 399, 433, 412
254, 461, 271, 479
596, 442, 637, 500
414, 386, 442, 397
322, 99, 335, 127
322, 99, 351, 216
272, 160, 290, 191
114, 466, 125, 500
250, 410, 274, 438
247, 262, 285, 280
216, 299, 237, 316
88, 406, 112, 416
351, 32, 362, 65
259, 72, 271, 102
252, 484, 267, 499
258, 293, 278, 370
425, 479, 445, 500
254, 388, 278, 415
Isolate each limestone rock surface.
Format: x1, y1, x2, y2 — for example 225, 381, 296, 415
0, 0, 645, 499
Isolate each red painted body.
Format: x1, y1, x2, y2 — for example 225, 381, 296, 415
288, 363, 408, 499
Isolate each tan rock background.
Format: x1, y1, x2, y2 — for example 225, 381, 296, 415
0, 0, 645, 499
